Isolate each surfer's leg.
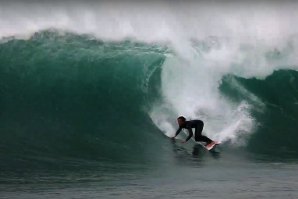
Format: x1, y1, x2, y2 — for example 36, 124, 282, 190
194, 121, 204, 140
197, 135, 213, 144
194, 121, 213, 144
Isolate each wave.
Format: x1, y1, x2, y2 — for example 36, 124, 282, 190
1, 31, 298, 167
1, 1, 298, 167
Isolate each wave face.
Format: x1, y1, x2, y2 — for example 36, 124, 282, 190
0, 32, 167, 169
1, 1, 298, 169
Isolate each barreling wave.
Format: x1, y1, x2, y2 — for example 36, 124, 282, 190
1, 29, 298, 170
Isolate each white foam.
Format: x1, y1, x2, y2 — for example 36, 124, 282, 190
150, 53, 257, 144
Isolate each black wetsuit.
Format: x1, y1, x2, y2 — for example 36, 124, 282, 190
175, 120, 212, 144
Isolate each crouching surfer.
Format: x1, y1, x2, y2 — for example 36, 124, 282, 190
172, 116, 216, 149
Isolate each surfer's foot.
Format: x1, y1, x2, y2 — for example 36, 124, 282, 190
206, 141, 216, 147
205, 141, 216, 150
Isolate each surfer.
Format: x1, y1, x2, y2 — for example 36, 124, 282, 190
173, 116, 216, 147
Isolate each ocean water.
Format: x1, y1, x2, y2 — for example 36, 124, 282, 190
1, 1, 298, 199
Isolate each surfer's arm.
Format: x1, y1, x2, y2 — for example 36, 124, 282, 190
174, 127, 182, 137
185, 129, 193, 142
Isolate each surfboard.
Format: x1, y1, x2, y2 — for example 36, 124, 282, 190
199, 141, 220, 151
172, 137, 220, 151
